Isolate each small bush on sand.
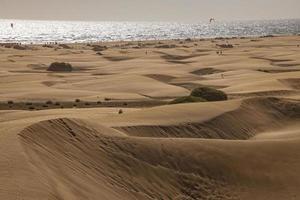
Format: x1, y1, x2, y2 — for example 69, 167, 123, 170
155, 44, 177, 48
47, 62, 73, 72
191, 87, 227, 101
260, 35, 274, 38
7, 100, 14, 104
92, 45, 107, 52
170, 86, 228, 104
217, 44, 233, 48
118, 109, 123, 114
13, 44, 27, 50
46, 100, 53, 105
75, 99, 81, 103
169, 96, 206, 104
59, 44, 71, 49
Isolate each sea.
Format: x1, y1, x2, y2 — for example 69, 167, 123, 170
0, 19, 299, 44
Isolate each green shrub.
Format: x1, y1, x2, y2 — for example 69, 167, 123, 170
191, 87, 227, 101
169, 96, 206, 104
170, 87, 228, 105
47, 62, 73, 72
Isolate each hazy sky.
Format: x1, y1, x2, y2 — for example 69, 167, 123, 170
1, 0, 300, 22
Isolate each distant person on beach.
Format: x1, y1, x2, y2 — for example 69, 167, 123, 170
11, 23, 14, 28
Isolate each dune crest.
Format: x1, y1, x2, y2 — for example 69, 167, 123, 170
115, 97, 300, 139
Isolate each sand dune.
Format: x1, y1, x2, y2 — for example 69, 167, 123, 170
115, 97, 300, 139
1, 36, 300, 199
18, 115, 300, 200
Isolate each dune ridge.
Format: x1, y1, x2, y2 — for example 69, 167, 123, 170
115, 97, 300, 139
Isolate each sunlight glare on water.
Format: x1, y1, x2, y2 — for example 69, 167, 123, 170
0, 19, 299, 44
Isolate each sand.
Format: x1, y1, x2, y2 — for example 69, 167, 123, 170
0, 35, 300, 200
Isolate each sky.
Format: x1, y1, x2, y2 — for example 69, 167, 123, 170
1, 0, 300, 22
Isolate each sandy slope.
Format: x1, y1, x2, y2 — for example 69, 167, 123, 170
0, 36, 300, 199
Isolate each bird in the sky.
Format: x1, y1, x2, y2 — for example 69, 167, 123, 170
209, 18, 215, 23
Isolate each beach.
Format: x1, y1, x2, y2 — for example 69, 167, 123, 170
0, 35, 300, 199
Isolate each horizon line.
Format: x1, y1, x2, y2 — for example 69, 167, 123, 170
1, 17, 300, 23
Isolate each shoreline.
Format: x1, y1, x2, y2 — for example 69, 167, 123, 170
0, 33, 299, 46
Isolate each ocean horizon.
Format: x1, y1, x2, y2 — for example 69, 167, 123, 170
0, 18, 300, 44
